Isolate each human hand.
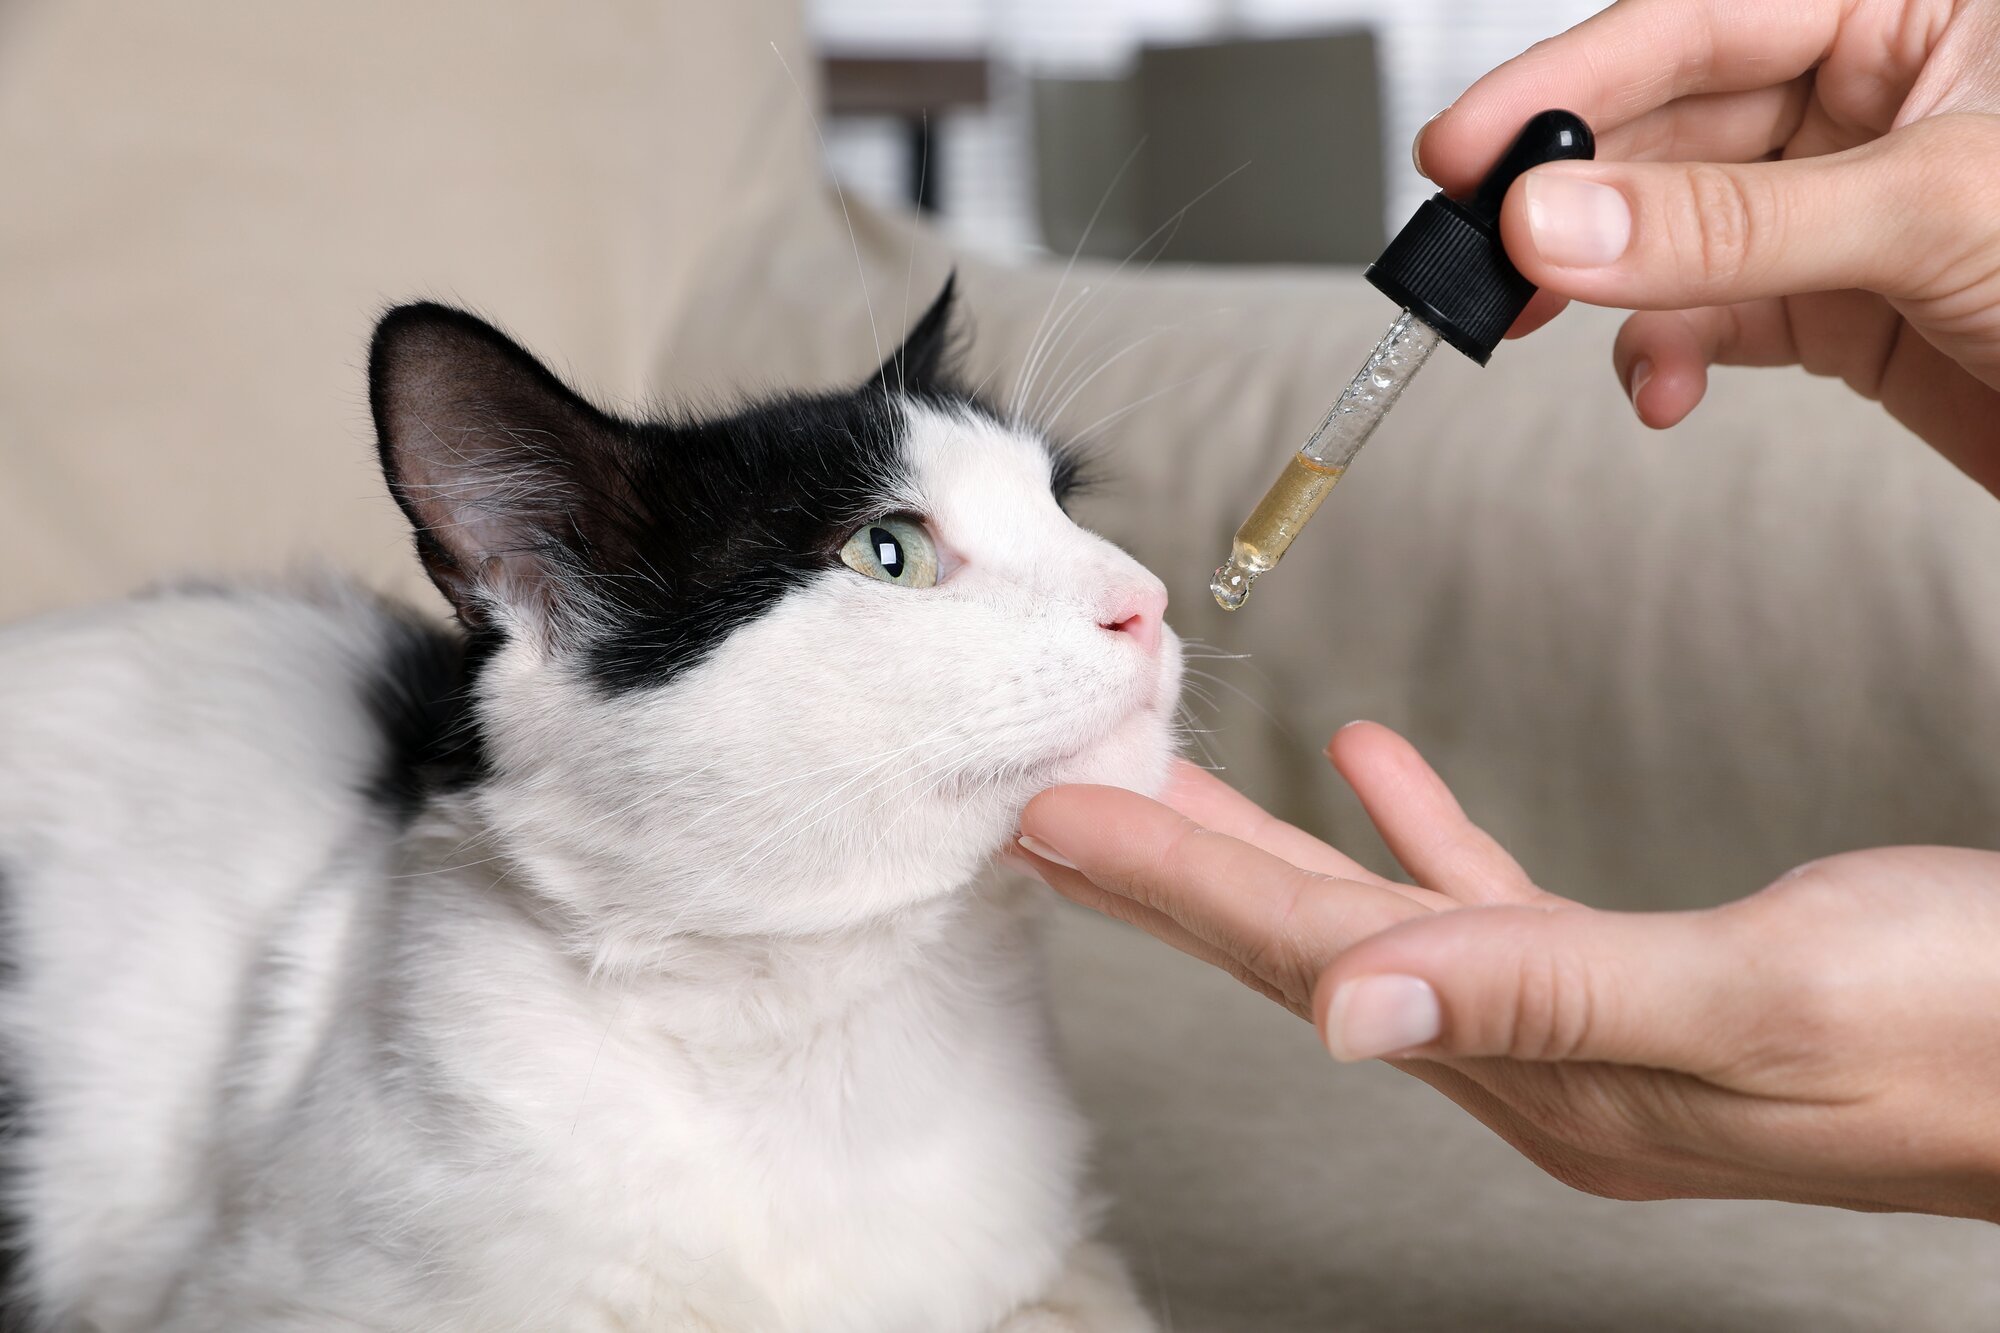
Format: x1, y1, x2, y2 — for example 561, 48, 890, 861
1417, 0, 2000, 490
1018, 723, 2000, 1220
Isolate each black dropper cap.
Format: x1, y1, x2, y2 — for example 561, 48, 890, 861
1364, 110, 1594, 366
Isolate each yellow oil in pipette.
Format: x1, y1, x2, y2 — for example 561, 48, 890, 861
1212, 310, 1440, 609
1209, 457, 1344, 610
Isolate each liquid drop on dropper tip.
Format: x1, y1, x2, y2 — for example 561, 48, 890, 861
1211, 557, 1255, 611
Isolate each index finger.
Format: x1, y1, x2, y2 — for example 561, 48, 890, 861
1022, 784, 1438, 1012
1420, 0, 1841, 196
1158, 760, 1394, 886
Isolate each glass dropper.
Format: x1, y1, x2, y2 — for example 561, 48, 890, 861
1211, 109, 1595, 611
1211, 311, 1441, 609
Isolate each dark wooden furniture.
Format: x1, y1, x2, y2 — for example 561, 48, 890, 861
821, 53, 990, 213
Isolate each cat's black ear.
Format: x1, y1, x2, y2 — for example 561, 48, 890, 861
870, 273, 960, 394
369, 303, 635, 636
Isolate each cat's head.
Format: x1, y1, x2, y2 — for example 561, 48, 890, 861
369, 284, 1180, 946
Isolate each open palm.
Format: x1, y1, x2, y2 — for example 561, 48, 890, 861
1022, 724, 2000, 1221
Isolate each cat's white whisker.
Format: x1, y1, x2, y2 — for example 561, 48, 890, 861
1008, 137, 1146, 427
845, 734, 1020, 867
896, 112, 928, 397
1022, 159, 1252, 433
1065, 349, 1262, 449
1175, 703, 1226, 773
771, 42, 883, 383
1176, 640, 1254, 662
1181, 665, 1292, 735
665, 731, 968, 837
1013, 281, 1100, 432
1036, 326, 1177, 438
725, 730, 1001, 879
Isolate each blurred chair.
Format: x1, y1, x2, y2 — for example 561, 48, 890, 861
1033, 30, 1384, 264
822, 51, 990, 213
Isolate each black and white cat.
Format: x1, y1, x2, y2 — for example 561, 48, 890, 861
0, 284, 1178, 1332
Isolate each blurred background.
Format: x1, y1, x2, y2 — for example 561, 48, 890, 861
811, 0, 1598, 259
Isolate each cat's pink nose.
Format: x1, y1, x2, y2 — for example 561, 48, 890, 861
1100, 579, 1167, 656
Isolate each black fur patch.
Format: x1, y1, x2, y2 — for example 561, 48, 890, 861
1045, 437, 1096, 511
577, 387, 912, 692
358, 609, 489, 821
369, 279, 1079, 697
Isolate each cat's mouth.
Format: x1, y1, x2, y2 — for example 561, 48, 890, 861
1024, 689, 1173, 783
942, 648, 1180, 795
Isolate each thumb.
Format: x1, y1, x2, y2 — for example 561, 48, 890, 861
1313, 904, 1750, 1071
1498, 115, 2000, 311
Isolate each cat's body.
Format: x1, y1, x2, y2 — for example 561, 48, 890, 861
0, 290, 1175, 1331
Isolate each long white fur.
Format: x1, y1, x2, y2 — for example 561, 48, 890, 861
0, 402, 1178, 1332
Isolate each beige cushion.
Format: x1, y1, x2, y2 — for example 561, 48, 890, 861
0, 0, 815, 616
6, 0, 2000, 1326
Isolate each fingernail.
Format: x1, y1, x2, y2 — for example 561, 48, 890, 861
1017, 835, 1078, 871
1324, 975, 1440, 1062
1627, 356, 1654, 409
1411, 108, 1447, 180
1524, 173, 1631, 268
1327, 719, 1368, 757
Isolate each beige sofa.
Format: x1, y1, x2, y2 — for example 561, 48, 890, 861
6, 1, 2000, 1327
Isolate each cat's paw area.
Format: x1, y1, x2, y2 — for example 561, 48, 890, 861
989, 1241, 1157, 1333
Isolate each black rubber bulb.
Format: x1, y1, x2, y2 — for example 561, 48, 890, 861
1466, 109, 1596, 226
1364, 108, 1596, 364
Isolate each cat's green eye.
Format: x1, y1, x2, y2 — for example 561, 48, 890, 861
839, 516, 939, 589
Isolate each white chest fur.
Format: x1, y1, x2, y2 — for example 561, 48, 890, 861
181, 835, 1090, 1333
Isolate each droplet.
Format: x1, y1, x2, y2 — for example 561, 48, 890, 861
1211, 558, 1254, 611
